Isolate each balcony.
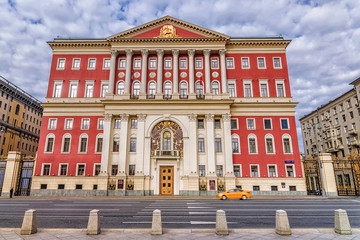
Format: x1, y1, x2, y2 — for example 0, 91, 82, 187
147, 94, 155, 99
327, 147, 336, 152
348, 128, 358, 135
154, 150, 180, 157
196, 94, 205, 99
130, 94, 139, 99
350, 139, 359, 146
336, 144, 344, 150
179, 94, 188, 99
163, 94, 172, 100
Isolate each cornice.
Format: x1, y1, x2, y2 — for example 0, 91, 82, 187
227, 39, 291, 48
108, 37, 227, 43
48, 41, 110, 49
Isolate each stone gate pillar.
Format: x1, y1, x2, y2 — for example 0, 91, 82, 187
2, 151, 22, 197
319, 153, 338, 197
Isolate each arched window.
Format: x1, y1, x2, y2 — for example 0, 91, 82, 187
164, 81, 172, 96
61, 133, 71, 153
265, 134, 275, 154
196, 81, 204, 96
232, 134, 240, 153
45, 134, 55, 153
132, 81, 140, 96
282, 134, 293, 154
180, 81, 188, 98
211, 81, 220, 95
79, 134, 88, 153
162, 131, 171, 150
117, 81, 125, 95
248, 134, 257, 154
148, 81, 156, 97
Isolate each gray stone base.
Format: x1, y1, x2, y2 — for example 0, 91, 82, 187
30, 189, 108, 197
251, 191, 307, 196
180, 190, 219, 196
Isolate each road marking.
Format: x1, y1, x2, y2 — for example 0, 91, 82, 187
122, 222, 189, 224
352, 200, 360, 203
187, 207, 213, 209
189, 212, 214, 215
190, 221, 237, 224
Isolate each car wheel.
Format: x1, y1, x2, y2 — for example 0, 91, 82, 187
221, 195, 227, 200
241, 195, 247, 200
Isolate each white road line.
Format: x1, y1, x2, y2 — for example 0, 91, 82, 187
189, 212, 214, 215
187, 207, 213, 209
352, 200, 360, 203
122, 222, 189, 224
190, 221, 237, 224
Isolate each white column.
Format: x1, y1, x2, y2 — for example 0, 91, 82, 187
188, 49, 195, 94
143, 137, 151, 176
100, 114, 112, 176
205, 114, 216, 176
222, 114, 233, 176
188, 114, 198, 175
203, 49, 211, 94
118, 114, 129, 176
172, 49, 179, 94
219, 49, 227, 94
124, 49, 133, 94
108, 50, 118, 95
135, 114, 146, 175
140, 49, 148, 94
156, 49, 164, 94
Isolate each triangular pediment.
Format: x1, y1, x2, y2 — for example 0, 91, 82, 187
107, 16, 229, 40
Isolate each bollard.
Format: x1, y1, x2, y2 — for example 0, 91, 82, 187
20, 209, 37, 235
275, 210, 291, 235
151, 209, 162, 235
216, 210, 229, 235
87, 209, 101, 235
334, 209, 352, 235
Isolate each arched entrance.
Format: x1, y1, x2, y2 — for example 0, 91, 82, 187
150, 121, 183, 195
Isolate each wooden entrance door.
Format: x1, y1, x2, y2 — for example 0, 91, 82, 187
160, 166, 174, 195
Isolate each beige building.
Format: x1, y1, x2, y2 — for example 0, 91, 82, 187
300, 78, 360, 158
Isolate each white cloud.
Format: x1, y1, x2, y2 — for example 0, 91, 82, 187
0, 0, 359, 153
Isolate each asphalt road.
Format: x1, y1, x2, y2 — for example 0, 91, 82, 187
0, 198, 359, 229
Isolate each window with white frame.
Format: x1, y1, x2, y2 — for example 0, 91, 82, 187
273, 57, 282, 68
199, 165, 205, 177
195, 81, 204, 96
148, 81, 156, 96
198, 138, 205, 152
85, 81, 94, 98
211, 81, 220, 95
64, 119, 73, 130
69, 82, 78, 98
164, 58, 172, 69
57, 58, 65, 69
45, 134, 55, 153
286, 165, 294, 177
195, 58, 203, 69
81, 119, 90, 130
79, 135, 88, 153
250, 165, 259, 177
119, 59, 126, 68
132, 82, 140, 96
234, 165, 241, 177
268, 165, 277, 177
96, 136, 103, 153
53, 82, 62, 98
48, 119, 57, 130
59, 164, 68, 176
264, 119, 272, 130
131, 119, 137, 129
133, 59, 141, 69
211, 58, 219, 68
265, 134, 275, 153
114, 119, 121, 129
62, 134, 71, 153
103, 58, 111, 69
215, 138, 222, 152
244, 81, 252, 97
130, 138, 136, 152
276, 83, 285, 97
259, 80, 269, 97
42, 164, 51, 175
101, 83, 109, 97
281, 118, 289, 129
226, 58, 234, 68
216, 165, 223, 177
241, 57, 250, 69
98, 119, 104, 129
282, 134, 293, 153
248, 134, 257, 153
149, 58, 156, 69
180, 81, 188, 97
113, 137, 120, 152
231, 119, 238, 129
94, 164, 101, 176
77, 164, 85, 176
232, 135, 239, 153
72, 58, 80, 69
179, 58, 187, 69
247, 119, 255, 130
88, 58, 96, 69
117, 81, 125, 95
228, 80, 236, 97
257, 57, 266, 69
164, 81, 172, 96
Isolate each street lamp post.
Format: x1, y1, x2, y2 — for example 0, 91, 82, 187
308, 124, 326, 198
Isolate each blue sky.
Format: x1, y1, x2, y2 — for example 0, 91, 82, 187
1, 0, 360, 152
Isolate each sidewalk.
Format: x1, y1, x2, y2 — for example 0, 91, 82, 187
0, 228, 359, 240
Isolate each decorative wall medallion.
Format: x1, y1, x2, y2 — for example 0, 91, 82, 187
134, 72, 140, 78
149, 72, 156, 78
155, 25, 180, 38
180, 72, 187, 78
212, 72, 219, 78
165, 72, 172, 78
118, 72, 125, 78
196, 72, 203, 78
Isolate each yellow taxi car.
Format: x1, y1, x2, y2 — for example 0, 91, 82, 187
216, 188, 251, 200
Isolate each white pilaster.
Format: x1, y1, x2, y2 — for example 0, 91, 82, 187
203, 49, 211, 94
140, 49, 149, 94
188, 114, 198, 175
219, 49, 227, 94
205, 114, 216, 176
118, 114, 129, 176
156, 49, 164, 94
100, 114, 112, 176
108, 50, 118, 95
143, 137, 151, 176
124, 49, 133, 94
172, 49, 179, 94
188, 49, 195, 94
135, 114, 147, 175
222, 114, 233, 176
